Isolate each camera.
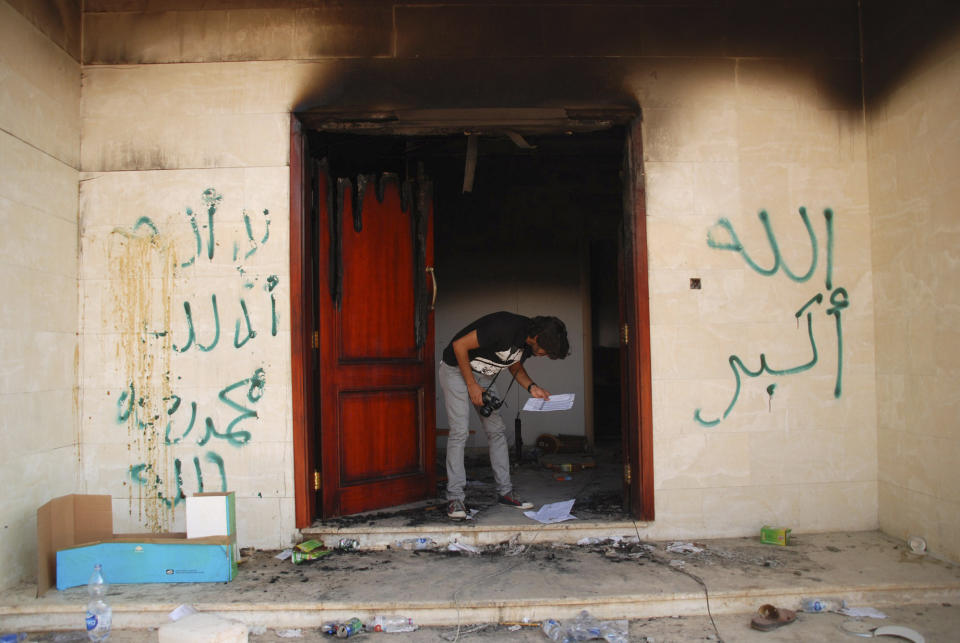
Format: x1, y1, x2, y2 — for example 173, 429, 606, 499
478, 390, 503, 417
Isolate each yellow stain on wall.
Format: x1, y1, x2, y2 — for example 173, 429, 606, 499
108, 224, 177, 533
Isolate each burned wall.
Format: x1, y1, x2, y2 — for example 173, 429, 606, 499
864, 1, 960, 562
75, 1, 883, 546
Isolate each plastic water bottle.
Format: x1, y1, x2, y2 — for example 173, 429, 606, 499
367, 615, 416, 632
541, 618, 565, 641
800, 597, 845, 613
396, 537, 434, 550
86, 564, 112, 641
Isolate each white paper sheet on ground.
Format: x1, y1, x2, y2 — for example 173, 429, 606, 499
524, 499, 576, 523
523, 393, 575, 412
838, 607, 887, 619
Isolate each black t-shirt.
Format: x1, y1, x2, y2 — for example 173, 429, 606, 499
441, 312, 532, 376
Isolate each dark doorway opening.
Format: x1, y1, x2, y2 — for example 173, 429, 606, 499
293, 119, 649, 526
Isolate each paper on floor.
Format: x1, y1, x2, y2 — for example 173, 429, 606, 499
524, 499, 576, 523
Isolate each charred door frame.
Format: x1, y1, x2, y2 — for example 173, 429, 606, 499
289, 109, 654, 527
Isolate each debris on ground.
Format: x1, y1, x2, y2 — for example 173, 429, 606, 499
447, 541, 481, 556
541, 610, 629, 642
666, 542, 705, 554
749, 604, 797, 631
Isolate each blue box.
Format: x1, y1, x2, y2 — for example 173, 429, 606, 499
56, 536, 236, 590
38, 493, 238, 593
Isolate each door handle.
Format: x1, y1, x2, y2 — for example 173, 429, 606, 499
426, 266, 438, 310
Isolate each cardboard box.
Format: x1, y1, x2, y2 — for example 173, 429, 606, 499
760, 525, 792, 546
186, 492, 236, 539
37, 493, 238, 594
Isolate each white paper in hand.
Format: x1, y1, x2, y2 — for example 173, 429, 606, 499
523, 393, 575, 412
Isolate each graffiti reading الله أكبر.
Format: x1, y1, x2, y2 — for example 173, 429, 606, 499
694, 207, 848, 427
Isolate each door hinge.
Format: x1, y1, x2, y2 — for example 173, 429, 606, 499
624, 463, 632, 484
313, 470, 321, 491
621, 323, 629, 345
312, 331, 319, 349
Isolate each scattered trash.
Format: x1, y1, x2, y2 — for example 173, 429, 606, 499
874, 625, 925, 643
669, 559, 685, 569
750, 604, 797, 631
275, 549, 293, 560
276, 628, 303, 638
540, 611, 628, 643
367, 615, 417, 633
295, 539, 325, 552
292, 548, 332, 564
501, 533, 527, 557
838, 606, 887, 619
800, 597, 846, 613
86, 563, 112, 642
840, 620, 878, 637
555, 473, 573, 481
168, 604, 199, 622
448, 541, 481, 556
337, 538, 360, 551
395, 537, 436, 550
666, 542, 704, 554
760, 525, 791, 546
524, 499, 576, 524
336, 617, 364, 638
0, 634, 27, 643
907, 535, 927, 556
508, 624, 522, 631
321, 622, 339, 636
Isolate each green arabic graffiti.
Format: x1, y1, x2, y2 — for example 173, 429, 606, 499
695, 208, 847, 426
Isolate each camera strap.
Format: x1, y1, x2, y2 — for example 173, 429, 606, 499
484, 355, 526, 398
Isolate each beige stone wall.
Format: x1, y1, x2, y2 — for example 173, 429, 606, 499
0, 0, 81, 588
868, 26, 960, 561
76, 3, 878, 547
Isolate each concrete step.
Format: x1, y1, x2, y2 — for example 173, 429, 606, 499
3, 531, 959, 632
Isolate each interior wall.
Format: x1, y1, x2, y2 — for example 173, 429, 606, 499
0, 0, 81, 589
75, 1, 880, 546
864, 3, 960, 562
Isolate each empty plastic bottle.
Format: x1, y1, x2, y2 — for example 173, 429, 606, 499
800, 597, 846, 613
396, 537, 434, 550
86, 564, 112, 641
541, 618, 566, 642
367, 615, 416, 632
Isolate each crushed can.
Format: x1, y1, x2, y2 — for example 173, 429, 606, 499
336, 617, 363, 638
338, 538, 359, 551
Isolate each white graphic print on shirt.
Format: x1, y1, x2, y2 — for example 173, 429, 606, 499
470, 348, 524, 376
